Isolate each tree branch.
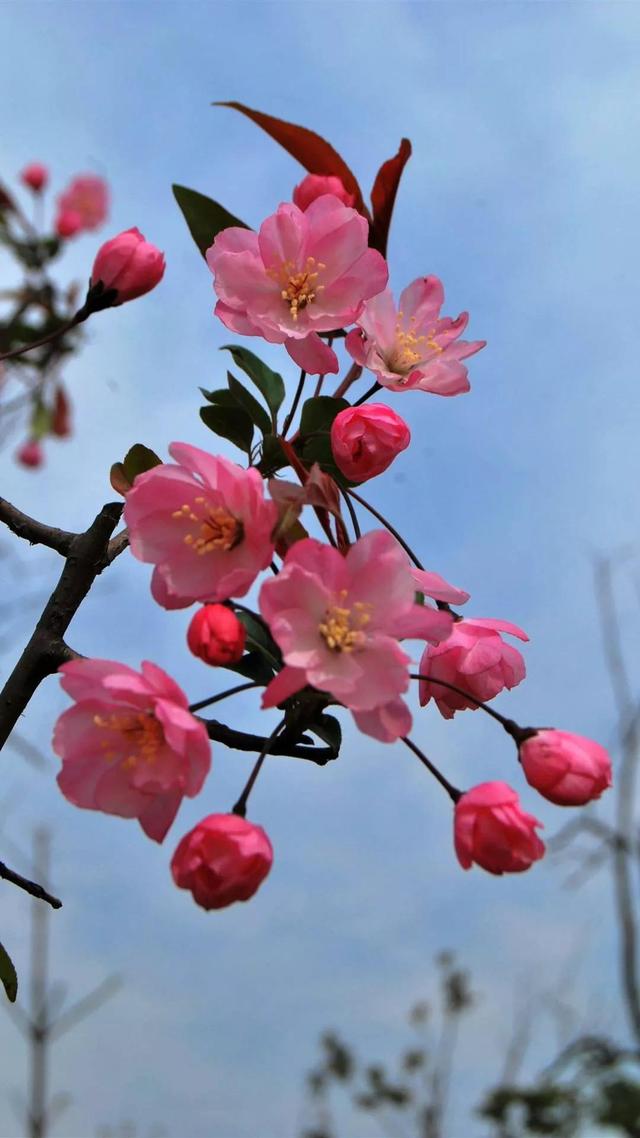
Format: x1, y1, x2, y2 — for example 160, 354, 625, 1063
0, 859, 61, 909
201, 718, 337, 764
0, 498, 76, 556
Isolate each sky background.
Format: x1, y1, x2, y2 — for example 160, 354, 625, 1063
1, 1, 640, 1136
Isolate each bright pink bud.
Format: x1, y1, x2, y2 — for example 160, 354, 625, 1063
519, 729, 612, 806
16, 439, 43, 468
454, 781, 545, 875
55, 209, 83, 238
292, 174, 356, 211
20, 163, 48, 193
90, 227, 165, 304
330, 403, 410, 483
171, 813, 273, 910
187, 604, 246, 666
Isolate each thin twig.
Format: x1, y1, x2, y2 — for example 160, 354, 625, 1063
0, 860, 61, 909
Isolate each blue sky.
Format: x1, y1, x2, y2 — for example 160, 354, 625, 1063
1, 2, 640, 1135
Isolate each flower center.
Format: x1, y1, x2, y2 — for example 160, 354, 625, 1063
268, 257, 326, 321
387, 314, 443, 375
93, 711, 164, 770
318, 595, 372, 653
171, 499, 243, 556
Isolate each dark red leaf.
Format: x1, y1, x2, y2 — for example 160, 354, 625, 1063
216, 101, 369, 219
370, 138, 412, 255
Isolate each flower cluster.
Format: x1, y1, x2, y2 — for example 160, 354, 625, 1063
46, 108, 611, 912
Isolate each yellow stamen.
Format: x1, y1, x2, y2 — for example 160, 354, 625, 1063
318, 597, 373, 652
92, 711, 164, 768
172, 501, 243, 556
268, 256, 326, 321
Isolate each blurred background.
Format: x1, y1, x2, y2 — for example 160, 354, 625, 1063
1, 2, 640, 1135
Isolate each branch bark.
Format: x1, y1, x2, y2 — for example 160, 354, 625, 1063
201, 718, 337, 764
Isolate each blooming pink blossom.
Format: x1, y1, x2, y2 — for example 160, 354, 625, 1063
20, 163, 48, 193
206, 196, 388, 375
520, 729, 612, 806
454, 782, 545, 875
53, 658, 211, 843
171, 813, 273, 910
124, 443, 278, 609
419, 617, 528, 719
16, 439, 43, 468
187, 604, 246, 666
293, 174, 356, 212
56, 174, 108, 235
260, 530, 453, 742
330, 403, 410, 483
90, 228, 165, 304
346, 276, 485, 395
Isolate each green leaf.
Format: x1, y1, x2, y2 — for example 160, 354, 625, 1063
200, 402, 253, 455
257, 434, 287, 477
221, 345, 285, 421
0, 942, 17, 1003
297, 397, 351, 484
309, 712, 342, 757
123, 444, 163, 485
299, 395, 349, 435
235, 609, 281, 663
172, 185, 249, 258
29, 399, 52, 441
227, 373, 272, 435
224, 651, 274, 686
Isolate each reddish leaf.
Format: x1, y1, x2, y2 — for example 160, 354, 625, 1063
51, 386, 72, 438
370, 138, 412, 255
109, 463, 131, 497
0, 183, 15, 213
216, 101, 369, 219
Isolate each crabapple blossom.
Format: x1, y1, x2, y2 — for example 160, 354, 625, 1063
260, 530, 453, 742
419, 618, 528, 719
346, 276, 485, 395
330, 403, 410, 483
519, 729, 612, 806
292, 173, 356, 211
454, 782, 545, 875
16, 439, 43, 468
55, 174, 108, 235
124, 443, 278, 609
55, 209, 83, 238
90, 228, 165, 304
20, 163, 48, 192
206, 195, 388, 374
171, 813, 273, 910
187, 604, 246, 666
53, 658, 211, 843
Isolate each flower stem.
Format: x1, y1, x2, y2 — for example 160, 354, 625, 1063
353, 381, 382, 406
189, 681, 261, 714
410, 674, 531, 742
341, 488, 361, 540
232, 717, 287, 817
344, 488, 424, 568
0, 308, 88, 362
401, 736, 461, 803
282, 370, 306, 438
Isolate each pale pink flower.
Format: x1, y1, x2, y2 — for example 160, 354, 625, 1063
90, 228, 165, 304
20, 163, 48, 193
346, 276, 485, 395
53, 658, 211, 843
124, 443, 278, 609
56, 174, 108, 234
520, 729, 612, 806
419, 618, 528, 719
330, 403, 410, 483
171, 813, 273, 910
293, 174, 356, 211
206, 196, 388, 374
260, 530, 453, 742
454, 782, 545, 875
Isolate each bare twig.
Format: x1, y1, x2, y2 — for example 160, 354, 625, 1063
0, 859, 61, 909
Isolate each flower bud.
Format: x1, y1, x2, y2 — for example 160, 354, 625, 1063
171, 814, 273, 910
454, 781, 545, 875
419, 618, 528, 718
187, 604, 246, 666
51, 386, 72, 438
292, 174, 356, 211
330, 403, 410, 483
55, 209, 83, 238
90, 227, 165, 305
519, 728, 612, 806
20, 163, 48, 193
16, 439, 43, 469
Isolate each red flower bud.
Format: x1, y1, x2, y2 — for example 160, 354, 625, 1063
51, 387, 72, 438
330, 403, 410, 483
171, 814, 273, 910
20, 163, 48, 193
519, 729, 612, 806
55, 209, 83, 238
187, 604, 246, 666
292, 174, 356, 211
90, 227, 165, 305
16, 439, 44, 469
454, 781, 545, 875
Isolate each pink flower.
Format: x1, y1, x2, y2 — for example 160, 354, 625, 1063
260, 530, 453, 742
330, 403, 410, 483
520, 729, 612, 806
16, 439, 43, 468
454, 782, 545, 875
187, 604, 246, 666
345, 276, 485, 395
90, 228, 165, 304
419, 618, 528, 719
206, 196, 388, 375
20, 163, 48, 193
53, 658, 211, 843
56, 174, 108, 235
124, 443, 278, 609
171, 813, 273, 910
293, 174, 356, 212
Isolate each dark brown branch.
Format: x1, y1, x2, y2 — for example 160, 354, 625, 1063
0, 498, 76, 556
0, 502, 123, 753
201, 718, 336, 764
0, 860, 61, 909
